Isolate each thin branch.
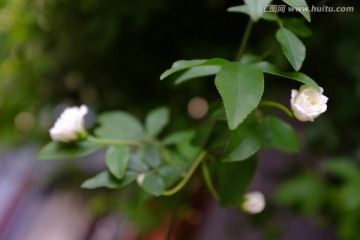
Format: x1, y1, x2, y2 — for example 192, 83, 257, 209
87, 136, 142, 147
162, 151, 207, 196
236, 19, 254, 60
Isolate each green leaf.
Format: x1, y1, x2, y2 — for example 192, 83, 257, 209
162, 130, 194, 146
239, 54, 262, 64
223, 121, 262, 162
276, 27, 306, 71
244, 0, 272, 22
262, 116, 300, 153
175, 66, 221, 84
207, 122, 232, 149
160, 58, 229, 80
142, 143, 161, 168
128, 150, 149, 172
139, 173, 165, 196
215, 62, 264, 130
81, 171, 137, 189
326, 158, 360, 183
192, 120, 216, 148
218, 157, 258, 206
275, 173, 327, 214
145, 107, 169, 136
228, 0, 273, 21
159, 166, 183, 188
105, 146, 130, 179
282, 18, 312, 37
38, 141, 104, 160
95, 111, 143, 140
282, 0, 311, 22
262, 12, 277, 21
339, 185, 360, 212
253, 61, 319, 89
176, 138, 200, 165
227, 5, 248, 15
167, 150, 190, 167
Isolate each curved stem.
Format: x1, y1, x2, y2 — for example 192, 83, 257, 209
162, 151, 207, 196
87, 136, 142, 147
201, 160, 219, 201
236, 19, 254, 61
259, 100, 293, 118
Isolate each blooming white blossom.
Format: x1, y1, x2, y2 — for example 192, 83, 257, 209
241, 191, 265, 214
290, 85, 328, 122
49, 105, 88, 142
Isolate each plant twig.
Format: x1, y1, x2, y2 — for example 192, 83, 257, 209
236, 19, 254, 60
201, 160, 219, 201
162, 151, 207, 196
259, 100, 293, 118
87, 136, 142, 147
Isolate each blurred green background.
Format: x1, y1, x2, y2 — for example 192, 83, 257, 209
1, 0, 360, 239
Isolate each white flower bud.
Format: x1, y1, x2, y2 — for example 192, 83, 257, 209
49, 105, 88, 142
290, 85, 328, 122
241, 191, 265, 214
136, 173, 145, 185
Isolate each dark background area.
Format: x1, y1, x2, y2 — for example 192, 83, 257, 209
1, 0, 360, 239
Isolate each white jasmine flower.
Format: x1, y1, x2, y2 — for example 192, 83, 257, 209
291, 85, 328, 122
49, 105, 88, 142
241, 191, 265, 214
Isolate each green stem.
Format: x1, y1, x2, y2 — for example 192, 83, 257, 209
236, 19, 254, 60
162, 151, 207, 196
87, 136, 142, 147
201, 161, 219, 201
275, 14, 284, 28
259, 100, 293, 118
260, 42, 278, 60
150, 137, 174, 163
